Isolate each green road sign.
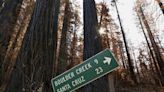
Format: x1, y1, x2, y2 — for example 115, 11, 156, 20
51, 49, 119, 92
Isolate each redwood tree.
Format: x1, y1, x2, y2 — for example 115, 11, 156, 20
81, 0, 109, 92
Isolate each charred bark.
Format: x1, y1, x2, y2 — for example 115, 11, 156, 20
81, 0, 109, 92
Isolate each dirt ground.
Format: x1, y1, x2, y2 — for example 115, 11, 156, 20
116, 85, 164, 92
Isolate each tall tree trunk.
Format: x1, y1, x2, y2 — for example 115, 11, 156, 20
70, 31, 77, 63
53, 0, 61, 76
1, 0, 60, 91
0, 0, 22, 86
0, 0, 23, 57
57, 0, 70, 75
136, 10, 163, 86
113, 0, 137, 83
4, 0, 46, 91
81, 0, 109, 92
156, 36, 164, 53
118, 41, 126, 68
131, 47, 140, 83
0, 0, 35, 91
42, 0, 60, 91
139, 6, 164, 86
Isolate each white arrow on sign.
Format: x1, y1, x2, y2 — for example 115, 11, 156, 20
103, 57, 112, 65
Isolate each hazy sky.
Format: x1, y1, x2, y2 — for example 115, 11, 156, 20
76, 0, 164, 48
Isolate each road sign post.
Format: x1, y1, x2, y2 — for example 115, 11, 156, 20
51, 49, 119, 92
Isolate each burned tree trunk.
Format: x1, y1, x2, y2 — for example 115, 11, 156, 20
81, 0, 109, 92
112, 0, 137, 83
1, 0, 60, 91
138, 6, 164, 86
57, 0, 70, 75
136, 10, 163, 86
0, 0, 35, 91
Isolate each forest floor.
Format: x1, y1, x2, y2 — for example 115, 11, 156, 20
116, 85, 164, 92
